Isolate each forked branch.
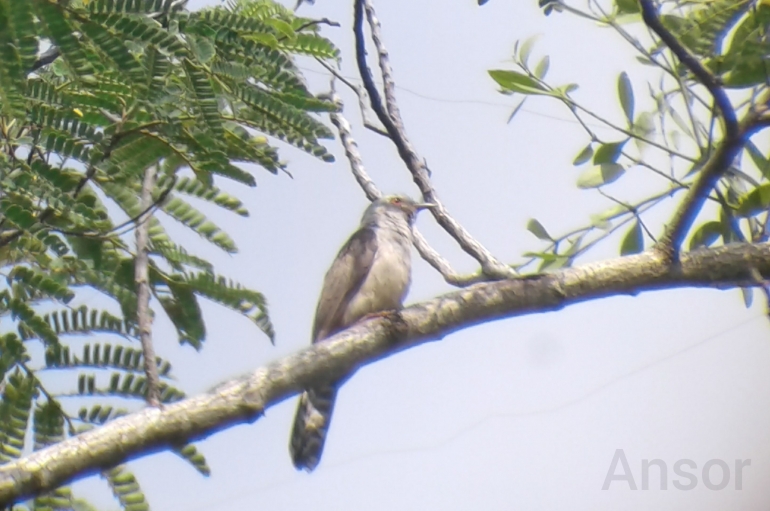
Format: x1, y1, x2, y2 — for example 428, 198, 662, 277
329, 94, 485, 286
637, 0, 745, 255
353, 0, 514, 279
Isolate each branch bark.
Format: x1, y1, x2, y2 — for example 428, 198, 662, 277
638, 0, 746, 256
1, 241, 769, 505
328, 93, 485, 286
135, 166, 161, 406
353, 0, 514, 280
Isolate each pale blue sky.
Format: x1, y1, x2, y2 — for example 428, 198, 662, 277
71, 1, 770, 509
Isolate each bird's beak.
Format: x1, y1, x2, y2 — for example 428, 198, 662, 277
415, 203, 437, 211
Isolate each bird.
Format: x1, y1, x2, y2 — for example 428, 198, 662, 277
289, 195, 435, 471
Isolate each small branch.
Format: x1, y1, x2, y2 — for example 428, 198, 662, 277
638, 0, 737, 138
29, 47, 60, 74
108, 177, 176, 237
329, 97, 483, 286
637, 1, 748, 256
73, 167, 97, 198
316, 58, 388, 136
353, 0, 513, 279
294, 18, 341, 32
135, 166, 161, 407
362, 0, 400, 126
18, 362, 76, 435
2, 241, 770, 503
657, 118, 757, 255
42, 175, 175, 240
328, 101, 381, 201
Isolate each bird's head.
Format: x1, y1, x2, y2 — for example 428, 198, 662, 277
364, 195, 435, 225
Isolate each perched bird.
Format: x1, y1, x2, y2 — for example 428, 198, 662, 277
289, 195, 434, 471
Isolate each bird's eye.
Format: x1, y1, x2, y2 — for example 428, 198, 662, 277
391, 197, 402, 205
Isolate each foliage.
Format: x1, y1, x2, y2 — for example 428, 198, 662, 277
0, 0, 338, 508
492, 0, 770, 276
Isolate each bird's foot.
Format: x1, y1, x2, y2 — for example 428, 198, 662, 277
360, 310, 399, 322
358, 310, 408, 342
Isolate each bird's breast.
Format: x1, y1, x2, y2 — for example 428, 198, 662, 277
341, 232, 412, 325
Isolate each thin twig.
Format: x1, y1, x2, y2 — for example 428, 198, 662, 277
135, 166, 161, 407
29, 47, 60, 74
316, 59, 388, 136
294, 18, 341, 32
328, 95, 484, 286
19, 362, 76, 435
354, 0, 513, 279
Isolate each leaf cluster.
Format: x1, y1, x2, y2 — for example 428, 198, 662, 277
0, 0, 339, 508
494, 0, 770, 278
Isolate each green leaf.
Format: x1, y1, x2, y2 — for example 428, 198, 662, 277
488, 70, 548, 95
0, 371, 36, 463
551, 83, 578, 97
538, 254, 571, 272
593, 140, 627, 164
105, 465, 150, 511
507, 98, 527, 124
632, 112, 655, 152
8, 0, 38, 73
79, 18, 145, 82
534, 56, 550, 79
8, 267, 75, 303
616, 0, 640, 14
660, 1, 749, 59
576, 163, 625, 188
589, 214, 612, 230
174, 443, 211, 476
161, 197, 238, 253
688, 221, 723, 250
34, 0, 95, 78
617, 71, 634, 125
745, 140, 770, 181
740, 287, 753, 308
526, 219, 552, 241
77, 405, 128, 426
620, 221, 643, 255
33, 400, 65, 449
572, 144, 593, 166
719, 3, 770, 88
189, 34, 217, 63
267, 17, 296, 41
183, 58, 223, 137
518, 35, 539, 66
736, 183, 770, 217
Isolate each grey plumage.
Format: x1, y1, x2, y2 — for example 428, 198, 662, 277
289, 195, 434, 471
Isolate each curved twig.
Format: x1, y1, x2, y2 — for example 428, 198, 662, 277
353, 0, 514, 279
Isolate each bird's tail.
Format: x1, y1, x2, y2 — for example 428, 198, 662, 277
289, 384, 337, 471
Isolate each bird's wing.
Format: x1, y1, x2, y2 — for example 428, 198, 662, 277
311, 226, 377, 342
290, 226, 376, 471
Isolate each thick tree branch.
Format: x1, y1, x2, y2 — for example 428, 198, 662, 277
353, 0, 514, 279
1, 242, 770, 504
